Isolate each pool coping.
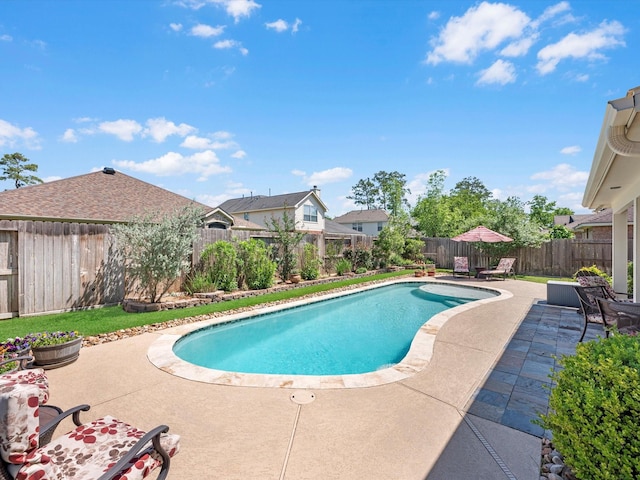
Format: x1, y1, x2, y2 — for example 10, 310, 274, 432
147, 278, 512, 389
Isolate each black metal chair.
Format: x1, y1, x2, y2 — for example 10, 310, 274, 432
595, 297, 640, 337
573, 285, 609, 341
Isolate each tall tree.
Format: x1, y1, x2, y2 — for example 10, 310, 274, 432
449, 176, 491, 221
347, 178, 377, 209
373, 171, 410, 215
0, 152, 43, 188
411, 170, 458, 237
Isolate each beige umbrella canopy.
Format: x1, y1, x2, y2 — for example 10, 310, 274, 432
451, 225, 513, 243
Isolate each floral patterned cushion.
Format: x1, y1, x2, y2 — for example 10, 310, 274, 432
453, 257, 469, 272
16, 415, 180, 480
0, 383, 41, 464
0, 368, 49, 404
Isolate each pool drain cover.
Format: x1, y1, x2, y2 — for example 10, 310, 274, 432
290, 391, 315, 405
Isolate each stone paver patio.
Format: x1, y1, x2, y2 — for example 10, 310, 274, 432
43, 277, 599, 479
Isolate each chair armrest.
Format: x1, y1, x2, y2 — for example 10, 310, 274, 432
0, 355, 34, 370
40, 404, 91, 440
96, 425, 172, 480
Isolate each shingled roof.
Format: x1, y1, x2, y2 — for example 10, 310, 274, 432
333, 209, 389, 223
0, 168, 211, 223
217, 189, 327, 213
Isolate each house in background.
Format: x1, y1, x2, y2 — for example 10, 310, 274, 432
216, 187, 327, 233
332, 209, 389, 236
582, 85, 640, 299
554, 208, 634, 240
0, 168, 212, 224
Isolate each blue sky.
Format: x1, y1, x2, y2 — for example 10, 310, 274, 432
1, 1, 638, 216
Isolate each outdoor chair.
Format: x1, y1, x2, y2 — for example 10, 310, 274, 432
573, 285, 609, 341
575, 269, 631, 301
595, 297, 640, 337
0, 356, 63, 443
479, 257, 516, 280
452, 256, 471, 277
0, 381, 180, 480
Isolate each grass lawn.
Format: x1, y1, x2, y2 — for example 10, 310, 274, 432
0, 270, 570, 342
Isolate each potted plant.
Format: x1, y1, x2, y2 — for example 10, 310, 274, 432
425, 258, 436, 276
289, 269, 302, 284
0, 337, 33, 373
27, 331, 83, 368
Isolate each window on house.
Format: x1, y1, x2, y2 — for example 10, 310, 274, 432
243, 212, 249, 221
304, 205, 318, 222
352, 222, 363, 232
377, 222, 383, 231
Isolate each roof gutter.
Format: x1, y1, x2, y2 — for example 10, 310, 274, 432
607, 124, 640, 156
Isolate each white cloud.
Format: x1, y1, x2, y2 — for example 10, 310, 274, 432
42, 176, 62, 183
406, 169, 450, 205
61, 128, 78, 143
536, 20, 626, 75
169, 23, 183, 32
231, 150, 246, 159
176, 0, 261, 22
180, 134, 236, 150
214, 39, 248, 55
190, 23, 225, 38
574, 73, 589, 82
212, 130, 233, 140
144, 117, 196, 142
560, 145, 581, 155
265, 19, 288, 32
425, 2, 530, 65
98, 119, 143, 141
476, 59, 516, 86
291, 169, 306, 177
113, 150, 232, 180
0, 34, 12, 42
428, 11, 440, 21
530, 163, 589, 191
265, 18, 302, 33
222, 0, 261, 22
0, 119, 41, 149
531, 1, 571, 29
301, 167, 352, 186
500, 34, 537, 57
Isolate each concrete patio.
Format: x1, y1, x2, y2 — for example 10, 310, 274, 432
44, 277, 599, 479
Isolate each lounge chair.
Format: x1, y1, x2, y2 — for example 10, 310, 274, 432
479, 257, 516, 280
453, 256, 471, 277
0, 375, 180, 480
573, 285, 609, 341
595, 297, 640, 337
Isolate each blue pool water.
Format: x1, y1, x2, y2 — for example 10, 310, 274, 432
173, 282, 496, 376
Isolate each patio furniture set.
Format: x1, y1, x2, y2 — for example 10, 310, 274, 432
453, 256, 517, 280
0, 356, 180, 479
573, 270, 640, 341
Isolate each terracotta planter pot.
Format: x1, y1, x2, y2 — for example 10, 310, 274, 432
32, 337, 83, 369
289, 274, 302, 284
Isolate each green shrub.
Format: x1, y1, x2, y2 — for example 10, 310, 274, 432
403, 238, 425, 263
355, 267, 367, 274
237, 239, 276, 290
183, 271, 215, 294
300, 243, 321, 281
573, 265, 611, 284
539, 335, 640, 479
201, 241, 237, 292
336, 258, 352, 276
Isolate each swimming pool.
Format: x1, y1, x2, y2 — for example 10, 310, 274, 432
148, 279, 510, 389
173, 282, 497, 376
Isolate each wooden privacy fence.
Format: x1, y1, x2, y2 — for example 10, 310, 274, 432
0, 220, 124, 319
0, 219, 624, 318
424, 237, 623, 277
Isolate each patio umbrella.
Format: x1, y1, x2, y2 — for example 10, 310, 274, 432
451, 225, 513, 243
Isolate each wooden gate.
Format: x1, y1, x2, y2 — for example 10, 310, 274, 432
0, 227, 18, 319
